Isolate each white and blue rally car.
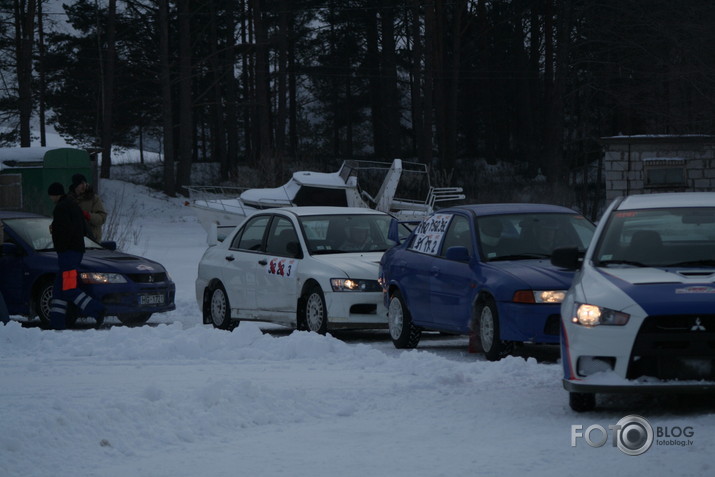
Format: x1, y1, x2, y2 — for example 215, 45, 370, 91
552, 192, 715, 411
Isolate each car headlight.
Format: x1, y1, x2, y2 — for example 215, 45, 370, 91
571, 303, 630, 326
512, 290, 567, 304
80, 272, 128, 284
330, 278, 381, 292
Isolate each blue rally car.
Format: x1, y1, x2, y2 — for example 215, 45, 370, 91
0, 211, 175, 327
379, 204, 595, 360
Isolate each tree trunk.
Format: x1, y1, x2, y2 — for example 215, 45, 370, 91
224, 1, 239, 179
409, 1, 424, 160
159, 0, 176, 197
176, 0, 193, 193
380, 1, 401, 158
37, 0, 46, 146
15, 0, 36, 147
252, 0, 275, 183
100, 0, 116, 179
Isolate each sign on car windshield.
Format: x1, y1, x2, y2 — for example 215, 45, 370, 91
408, 213, 452, 255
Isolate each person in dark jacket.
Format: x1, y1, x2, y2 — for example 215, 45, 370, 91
47, 182, 105, 329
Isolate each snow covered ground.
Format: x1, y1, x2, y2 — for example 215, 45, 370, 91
1, 174, 714, 477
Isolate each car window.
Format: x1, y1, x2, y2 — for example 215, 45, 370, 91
4, 218, 54, 250
300, 213, 395, 254
265, 217, 301, 258
478, 213, 594, 261
439, 214, 472, 257
230, 215, 270, 251
407, 213, 453, 255
594, 207, 715, 267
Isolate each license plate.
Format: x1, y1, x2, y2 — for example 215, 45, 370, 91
140, 294, 165, 305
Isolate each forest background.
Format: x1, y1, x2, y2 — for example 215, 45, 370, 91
2, 0, 715, 218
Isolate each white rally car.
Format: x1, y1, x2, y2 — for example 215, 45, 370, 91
552, 192, 715, 411
196, 207, 409, 333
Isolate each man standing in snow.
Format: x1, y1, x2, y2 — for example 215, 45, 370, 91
68, 173, 107, 241
47, 182, 105, 329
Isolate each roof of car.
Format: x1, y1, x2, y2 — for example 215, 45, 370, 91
617, 192, 715, 210
0, 210, 45, 220
264, 206, 389, 217
443, 203, 581, 216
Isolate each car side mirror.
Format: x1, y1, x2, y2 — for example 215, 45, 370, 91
551, 247, 581, 270
387, 218, 401, 244
101, 241, 117, 251
445, 246, 470, 262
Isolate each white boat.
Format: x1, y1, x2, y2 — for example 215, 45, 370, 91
186, 159, 464, 234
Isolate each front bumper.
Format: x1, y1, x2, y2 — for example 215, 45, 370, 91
324, 290, 388, 329
562, 313, 715, 391
498, 302, 561, 343
90, 281, 176, 316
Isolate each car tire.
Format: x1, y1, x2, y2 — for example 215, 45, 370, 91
117, 312, 152, 327
476, 297, 511, 361
388, 290, 421, 349
36, 279, 54, 327
206, 283, 236, 331
303, 284, 327, 334
569, 392, 596, 412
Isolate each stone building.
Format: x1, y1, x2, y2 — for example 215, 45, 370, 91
601, 135, 715, 202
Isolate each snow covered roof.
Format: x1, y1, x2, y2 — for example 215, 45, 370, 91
0, 147, 52, 170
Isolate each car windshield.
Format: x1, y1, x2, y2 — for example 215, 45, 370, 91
593, 207, 715, 268
4, 217, 103, 251
478, 212, 595, 261
300, 214, 397, 254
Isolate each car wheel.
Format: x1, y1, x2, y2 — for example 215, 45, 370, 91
388, 290, 421, 349
569, 392, 596, 412
476, 297, 512, 361
116, 313, 152, 326
35, 279, 54, 327
303, 284, 327, 334
206, 283, 236, 330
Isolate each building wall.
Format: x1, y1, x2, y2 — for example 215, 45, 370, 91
602, 136, 715, 201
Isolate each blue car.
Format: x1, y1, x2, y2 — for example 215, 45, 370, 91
379, 204, 595, 360
0, 211, 175, 327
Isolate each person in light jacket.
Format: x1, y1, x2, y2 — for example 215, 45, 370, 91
68, 173, 107, 241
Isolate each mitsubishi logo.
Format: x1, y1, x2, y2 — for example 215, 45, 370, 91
147, 275, 155, 283
691, 318, 706, 332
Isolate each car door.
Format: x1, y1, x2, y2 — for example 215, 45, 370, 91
254, 215, 301, 321
0, 224, 28, 313
399, 213, 454, 325
428, 213, 476, 332
222, 214, 271, 316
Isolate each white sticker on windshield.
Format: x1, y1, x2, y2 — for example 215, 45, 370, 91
408, 214, 453, 255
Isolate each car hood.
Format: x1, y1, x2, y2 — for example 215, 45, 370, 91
581, 266, 715, 316
47, 249, 168, 274
312, 252, 382, 279
491, 260, 575, 289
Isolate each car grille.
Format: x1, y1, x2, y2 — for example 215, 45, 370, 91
627, 314, 715, 380
127, 273, 168, 284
